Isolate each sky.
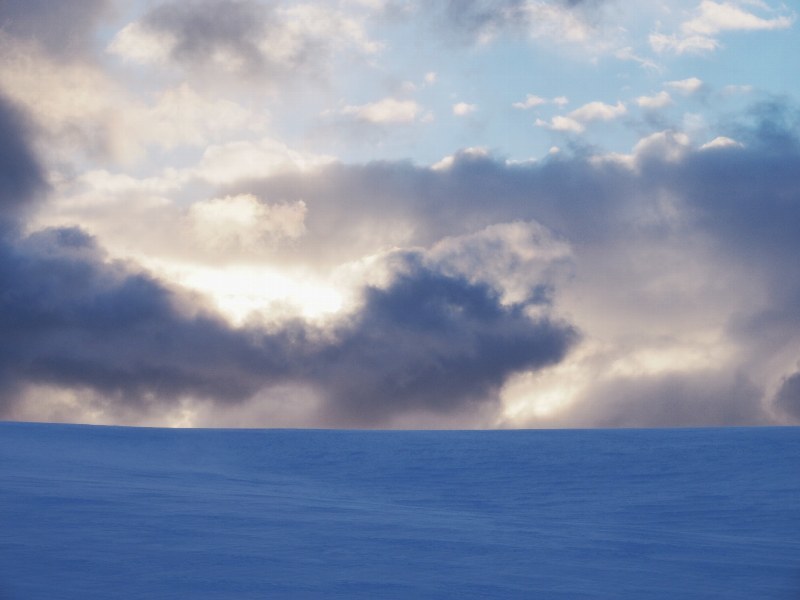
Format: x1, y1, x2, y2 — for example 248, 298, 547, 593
0, 0, 799, 429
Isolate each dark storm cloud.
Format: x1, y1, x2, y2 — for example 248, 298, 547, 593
0, 0, 112, 57
0, 227, 299, 416
0, 94, 46, 224
233, 149, 642, 268
0, 230, 576, 423
650, 104, 800, 272
308, 252, 577, 425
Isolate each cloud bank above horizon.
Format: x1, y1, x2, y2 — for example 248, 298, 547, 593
1, 0, 799, 428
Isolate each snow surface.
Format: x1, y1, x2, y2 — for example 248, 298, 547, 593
1, 423, 798, 599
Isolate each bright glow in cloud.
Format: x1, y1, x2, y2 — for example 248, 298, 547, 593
154, 261, 345, 325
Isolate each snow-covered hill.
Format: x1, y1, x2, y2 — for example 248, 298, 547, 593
1, 423, 798, 599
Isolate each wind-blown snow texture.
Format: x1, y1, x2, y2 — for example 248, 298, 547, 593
1, 423, 798, 599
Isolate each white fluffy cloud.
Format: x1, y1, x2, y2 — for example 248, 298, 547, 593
650, 1, 794, 55
536, 100, 626, 133
636, 91, 673, 109
453, 102, 477, 117
665, 77, 705, 94
339, 98, 422, 124
682, 0, 794, 35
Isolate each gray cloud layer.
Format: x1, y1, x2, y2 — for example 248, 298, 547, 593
143, 0, 279, 75
0, 0, 112, 57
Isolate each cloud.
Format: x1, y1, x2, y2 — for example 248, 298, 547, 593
547, 371, 767, 428
700, 136, 743, 150
536, 100, 626, 132
665, 77, 705, 94
0, 227, 293, 417
453, 102, 478, 116
536, 115, 585, 133
309, 251, 578, 426
0, 38, 266, 163
339, 98, 422, 124
0, 0, 112, 58
649, 31, 720, 54
0, 94, 46, 224
682, 0, 794, 36
568, 100, 627, 121
513, 94, 548, 110
513, 94, 571, 110
0, 98, 287, 416
426, 0, 616, 52
650, 1, 794, 55
636, 91, 673, 109
0, 108, 577, 426
223, 105, 800, 427
773, 372, 800, 422
188, 194, 307, 252
5, 38, 800, 430
0, 226, 577, 426
194, 137, 335, 185
108, 0, 381, 83
139, 83, 268, 150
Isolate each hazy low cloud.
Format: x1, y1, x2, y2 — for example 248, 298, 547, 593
773, 372, 800, 423
546, 370, 767, 428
